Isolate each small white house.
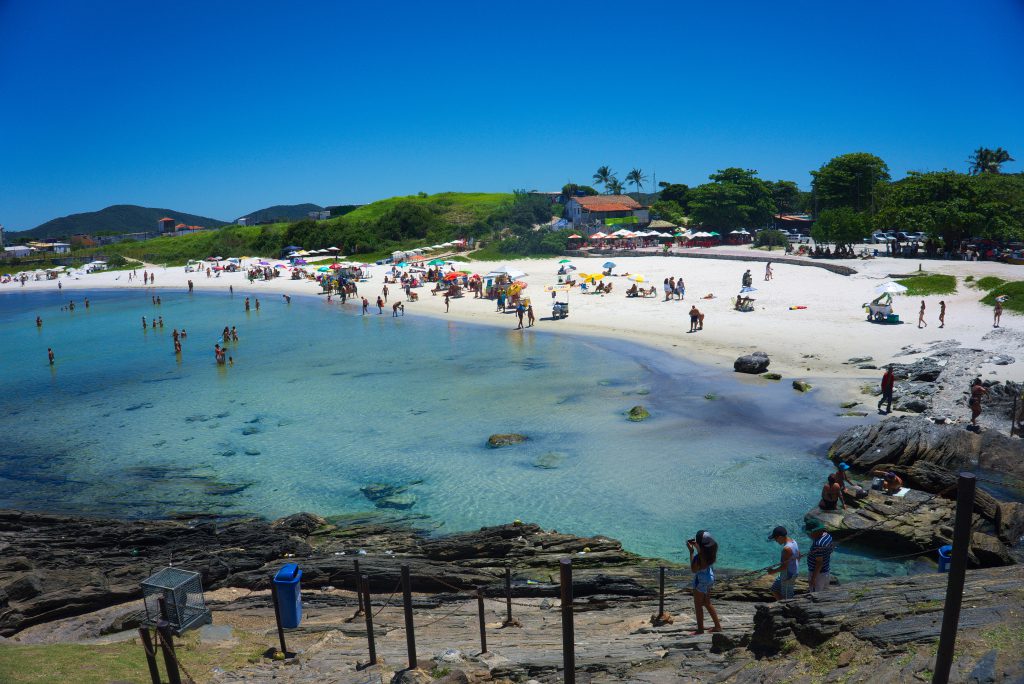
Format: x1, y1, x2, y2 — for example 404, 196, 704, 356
3, 245, 32, 258
50, 242, 71, 254
308, 210, 331, 221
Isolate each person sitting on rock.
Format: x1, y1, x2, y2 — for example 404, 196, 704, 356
872, 469, 904, 495
818, 473, 843, 511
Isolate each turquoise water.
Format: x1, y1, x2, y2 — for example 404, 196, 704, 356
0, 289, 920, 577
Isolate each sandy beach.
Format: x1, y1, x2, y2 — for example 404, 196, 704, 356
6, 247, 1023, 399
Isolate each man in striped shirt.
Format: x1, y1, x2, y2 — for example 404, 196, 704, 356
805, 518, 834, 592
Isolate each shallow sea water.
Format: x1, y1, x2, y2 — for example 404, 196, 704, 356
0, 288, 925, 578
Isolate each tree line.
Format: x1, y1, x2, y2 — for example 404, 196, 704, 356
586, 147, 1020, 249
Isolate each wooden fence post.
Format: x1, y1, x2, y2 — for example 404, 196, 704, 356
933, 473, 977, 684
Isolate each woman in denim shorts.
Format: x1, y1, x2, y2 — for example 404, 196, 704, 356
687, 530, 722, 634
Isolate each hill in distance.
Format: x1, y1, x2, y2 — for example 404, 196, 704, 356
21, 205, 229, 239
238, 203, 325, 224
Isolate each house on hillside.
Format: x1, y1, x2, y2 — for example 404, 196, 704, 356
71, 234, 98, 248
564, 195, 649, 228
27, 241, 71, 254
308, 210, 331, 221
237, 217, 252, 226
158, 217, 176, 232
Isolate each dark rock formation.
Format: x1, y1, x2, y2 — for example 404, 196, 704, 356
0, 510, 653, 637
749, 565, 1023, 655
829, 415, 1024, 481
486, 434, 527, 448
792, 380, 812, 392
762, 372, 782, 380
734, 352, 770, 374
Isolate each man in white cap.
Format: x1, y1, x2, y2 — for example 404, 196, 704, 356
765, 525, 800, 600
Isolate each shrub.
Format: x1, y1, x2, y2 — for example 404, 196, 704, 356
755, 229, 788, 249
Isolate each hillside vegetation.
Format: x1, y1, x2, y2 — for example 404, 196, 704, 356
66, 192, 560, 264
21, 204, 228, 239
237, 203, 324, 224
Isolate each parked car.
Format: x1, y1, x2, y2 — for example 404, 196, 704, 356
870, 233, 893, 244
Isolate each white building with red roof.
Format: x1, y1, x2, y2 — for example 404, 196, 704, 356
565, 195, 649, 228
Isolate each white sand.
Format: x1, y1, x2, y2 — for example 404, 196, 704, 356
6, 248, 1022, 398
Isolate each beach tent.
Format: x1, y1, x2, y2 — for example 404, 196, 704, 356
567, 234, 582, 239
589, 232, 608, 239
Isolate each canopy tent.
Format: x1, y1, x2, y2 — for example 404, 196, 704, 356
567, 234, 583, 239
647, 219, 677, 230
589, 232, 608, 239
874, 282, 908, 295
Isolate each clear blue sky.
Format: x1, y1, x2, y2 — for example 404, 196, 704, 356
2, 0, 1022, 230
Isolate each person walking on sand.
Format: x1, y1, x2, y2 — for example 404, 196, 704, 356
939, 300, 946, 328
444, 294, 450, 313
993, 299, 1003, 327
527, 304, 535, 327
689, 305, 701, 332
765, 526, 800, 601
382, 284, 389, 303
663, 278, 672, 301
516, 302, 525, 329
878, 365, 895, 414
969, 378, 988, 429
918, 300, 927, 328
805, 519, 834, 593
765, 261, 773, 281
687, 531, 723, 634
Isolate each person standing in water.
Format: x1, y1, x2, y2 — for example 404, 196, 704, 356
142, 316, 147, 330
254, 298, 260, 311
244, 297, 250, 311
361, 297, 369, 315
48, 348, 55, 365
36, 316, 42, 327
527, 304, 535, 327
687, 531, 722, 634
84, 298, 89, 309
377, 296, 385, 314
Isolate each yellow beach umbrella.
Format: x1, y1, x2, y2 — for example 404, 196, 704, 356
583, 273, 604, 283
628, 274, 646, 283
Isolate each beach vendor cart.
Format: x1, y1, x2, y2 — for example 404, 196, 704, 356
865, 282, 907, 323
546, 283, 570, 319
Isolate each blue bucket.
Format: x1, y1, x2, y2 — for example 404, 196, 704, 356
937, 545, 952, 573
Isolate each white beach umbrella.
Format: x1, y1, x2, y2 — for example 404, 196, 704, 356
874, 282, 908, 295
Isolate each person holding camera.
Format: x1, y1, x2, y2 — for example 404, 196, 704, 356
686, 531, 722, 634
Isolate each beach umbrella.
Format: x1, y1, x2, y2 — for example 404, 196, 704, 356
505, 269, 527, 280
740, 286, 758, 293
329, 263, 342, 270
567, 234, 582, 239
444, 272, 462, 281
583, 273, 604, 283
328, 246, 340, 252
428, 259, 445, 266
603, 261, 616, 268
589, 232, 608, 239
628, 274, 647, 282
317, 266, 330, 272
874, 282, 908, 295
397, 262, 408, 268
558, 259, 572, 263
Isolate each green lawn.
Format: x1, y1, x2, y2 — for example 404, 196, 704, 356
981, 281, 1024, 314
340, 192, 512, 226
895, 274, 957, 296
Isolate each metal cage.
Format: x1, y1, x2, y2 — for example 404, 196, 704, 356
141, 567, 211, 635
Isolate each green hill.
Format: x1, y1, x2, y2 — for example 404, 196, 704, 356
237, 203, 324, 224
18, 205, 229, 239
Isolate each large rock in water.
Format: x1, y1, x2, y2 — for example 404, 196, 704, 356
626, 405, 650, 421
829, 415, 1024, 481
734, 351, 770, 374
808, 490, 1014, 567
487, 433, 527, 448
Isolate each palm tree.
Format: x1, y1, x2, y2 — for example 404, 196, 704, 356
607, 177, 624, 195
969, 147, 1015, 175
593, 166, 615, 192
626, 168, 648, 199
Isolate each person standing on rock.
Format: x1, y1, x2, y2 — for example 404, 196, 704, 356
918, 300, 927, 328
805, 519, 834, 593
877, 365, 895, 414
765, 526, 799, 601
969, 378, 988, 429
687, 531, 722, 634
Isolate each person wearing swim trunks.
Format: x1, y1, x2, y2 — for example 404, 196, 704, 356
689, 305, 701, 332
687, 530, 722, 633
766, 526, 799, 600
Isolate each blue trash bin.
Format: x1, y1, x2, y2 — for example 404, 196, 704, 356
273, 563, 303, 628
937, 545, 952, 573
